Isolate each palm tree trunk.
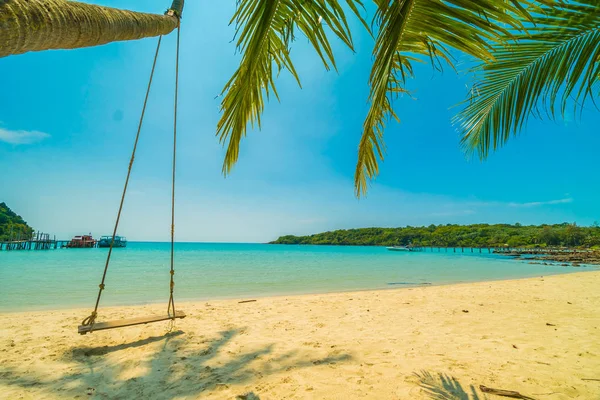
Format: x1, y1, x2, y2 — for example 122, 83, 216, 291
0, 0, 184, 58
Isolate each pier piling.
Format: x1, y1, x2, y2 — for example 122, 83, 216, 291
1, 232, 60, 251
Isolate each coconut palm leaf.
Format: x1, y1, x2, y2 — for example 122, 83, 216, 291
217, 0, 366, 175
354, 0, 532, 197
456, 0, 600, 158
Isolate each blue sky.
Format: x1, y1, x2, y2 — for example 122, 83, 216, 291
1, 1, 598, 242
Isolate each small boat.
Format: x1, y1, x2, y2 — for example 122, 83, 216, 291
98, 235, 127, 248
66, 235, 96, 248
387, 246, 411, 252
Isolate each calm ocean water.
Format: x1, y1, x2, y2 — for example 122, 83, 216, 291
0, 243, 593, 312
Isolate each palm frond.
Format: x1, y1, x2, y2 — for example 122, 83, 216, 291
455, 0, 600, 158
354, 0, 531, 197
217, 0, 366, 175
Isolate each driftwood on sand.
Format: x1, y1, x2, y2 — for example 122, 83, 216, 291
479, 385, 536, 399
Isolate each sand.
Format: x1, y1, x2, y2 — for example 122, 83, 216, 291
1, 272, 599, 400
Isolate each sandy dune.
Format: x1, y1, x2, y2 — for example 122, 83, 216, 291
1, 271, 599, 399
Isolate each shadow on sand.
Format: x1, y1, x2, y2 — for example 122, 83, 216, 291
71, 330, 186, 357
1, 327, 352, 398
415, 371, 488, 400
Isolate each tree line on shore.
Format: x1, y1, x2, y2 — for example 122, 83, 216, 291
271, 223, 600, 248
0, 202, 34, 241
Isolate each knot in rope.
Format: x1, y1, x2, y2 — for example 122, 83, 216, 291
166, 0, 184, 19
81, 311, 97, 326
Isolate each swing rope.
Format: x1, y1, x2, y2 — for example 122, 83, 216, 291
167, 23, 181, 318
81, 35, 164, 329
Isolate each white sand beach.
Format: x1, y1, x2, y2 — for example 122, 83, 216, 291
1, 271, 599, 399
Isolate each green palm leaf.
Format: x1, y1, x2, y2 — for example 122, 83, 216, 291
456, 0, 600, 158
354, 0, 530, 197
217, 0, 366, 175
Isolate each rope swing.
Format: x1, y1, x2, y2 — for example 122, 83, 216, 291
78, 1, 186, 335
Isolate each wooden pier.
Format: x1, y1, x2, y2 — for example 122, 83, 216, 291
407, 246, 494, 253
491, 247, 593, 255
0, 231, 68, 251
406, 246, 592, 255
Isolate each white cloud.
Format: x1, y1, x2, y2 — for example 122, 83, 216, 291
508, 198, 573, 208
0, 128, 50, 145
466, 198, 574, 208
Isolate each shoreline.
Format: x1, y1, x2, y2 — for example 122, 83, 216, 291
1, 266, 597, 314
0, 271, 600, 400
2, 271, 600, 399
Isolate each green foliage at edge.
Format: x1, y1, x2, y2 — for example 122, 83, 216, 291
456, 0, 600, 159
218, 1, 599, 197
0, 202, 34, 241
271, 223, 600, 248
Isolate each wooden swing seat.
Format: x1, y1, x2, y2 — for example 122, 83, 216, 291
78, 310, 186, 335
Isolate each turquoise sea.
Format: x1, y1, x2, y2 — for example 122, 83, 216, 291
0, 243, 594, 312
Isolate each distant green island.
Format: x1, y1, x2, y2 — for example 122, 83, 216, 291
0, 202, 34, 241
271, 224, 600, 248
